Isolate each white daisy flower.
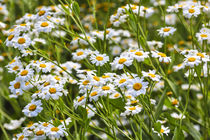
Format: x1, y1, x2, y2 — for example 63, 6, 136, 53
42, 84, 64, 100
3, 117, 25, 130
173, 63, 185, 72
33, 127, 46, 140
183, 6, 200, 18
84, 104, 96, 118
22, 100, 43, 117
151, 51, 171, 63
46, 124, 68, 139
34, 21, 54, 33
72, 49, 89, 61
153, 125, 170, 137
142, 70, 161, 81
13, 34, 32, 50
157, 27, 176, 37
111, 55, 133, 70
90, 51, 109, 66
183, 55, 201, 67
171, 112, 186, 119
74, 95, 87, 109
127, 77, 149, 97
17, 67, 34, 81
130, 50, 149, 62
120, 105, 142, 116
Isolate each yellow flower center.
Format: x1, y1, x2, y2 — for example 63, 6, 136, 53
114, 93, 120, 97
36, 130, 45, 136
42, 122, 49, 127
197, 53, 204, 58
13, 66, 19, 71
189, 9, 195, 13
119, 79, 126, 84
41, 22, 49, 27
90, 91, 98, 96
76, 51, 84, 56
82, 80, 90, 85
40, 64, 46, 68
96, 56, 104, 61
51, 127, 59, 132
148, 73, 156, 78
14, 82, 21, 89
29, 104, 37, 111
54, 76, 60, 81
129, 107, 136, 110
44, 82, 50, 87
18, 38, 26, 44
200, 34, 207, 38
93, 76, 100, 81
172, 99, 178, 105
118, 58, 127, 64
78, 96, 85, 102
188, 57, 196, 62
131, 100, 138, 104
49, 88, 56, 94
160, 128, 164, 133
133, 83, 142, 90
8, 35, 14, 41
39, 10, 46, 16
20, 70, 28, 76
135, 51, 143, 56
158, 52, 166, 57
102, 86, 110, 90
163, 28, 170, 32
18, 135, 24, 140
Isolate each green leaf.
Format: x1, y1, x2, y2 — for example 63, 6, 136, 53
184, 121, 202, 140
155, 89, 167, 119
172, 127, 185, 140
72, 2, 80, 15
154, 122, 161, 132
109, 98, 125, 111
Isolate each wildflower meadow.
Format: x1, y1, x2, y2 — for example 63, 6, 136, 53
0, 0, 209, 139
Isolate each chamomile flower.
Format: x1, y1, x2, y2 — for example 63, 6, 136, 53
34, 21, 54, 33
111, 55, 133, 70
16, 133, 28, 140
130, 50, 149, 62
17, 67, 34, 81
173, 63, 185, 72
22, 100, 43, 117
196, 28, 210, 41
84, 104, 96, 118
153, 125, 170, 137
3, 117, 25, 130
42, 84, 64, 100
142, 70, 161, 81
157, 27, 176, 37
13, 34, 32, 50
46, 124, 68, 139
100, 83, 116, 96
121, 105, 142, 116
171, 112, 186, 119
183, 6, 200, 18
33, 127, 46, 140
110, 92, 122, 99
151, 51, 171, 63
72, 49, 89, 61
35, 61, 51, 73
74, 95, 87, 109
90, 52, 109, 66
183, 55, 201, 67
114, 74, 129, 88
127, 77, 148, 97
89, 90, 100, 102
